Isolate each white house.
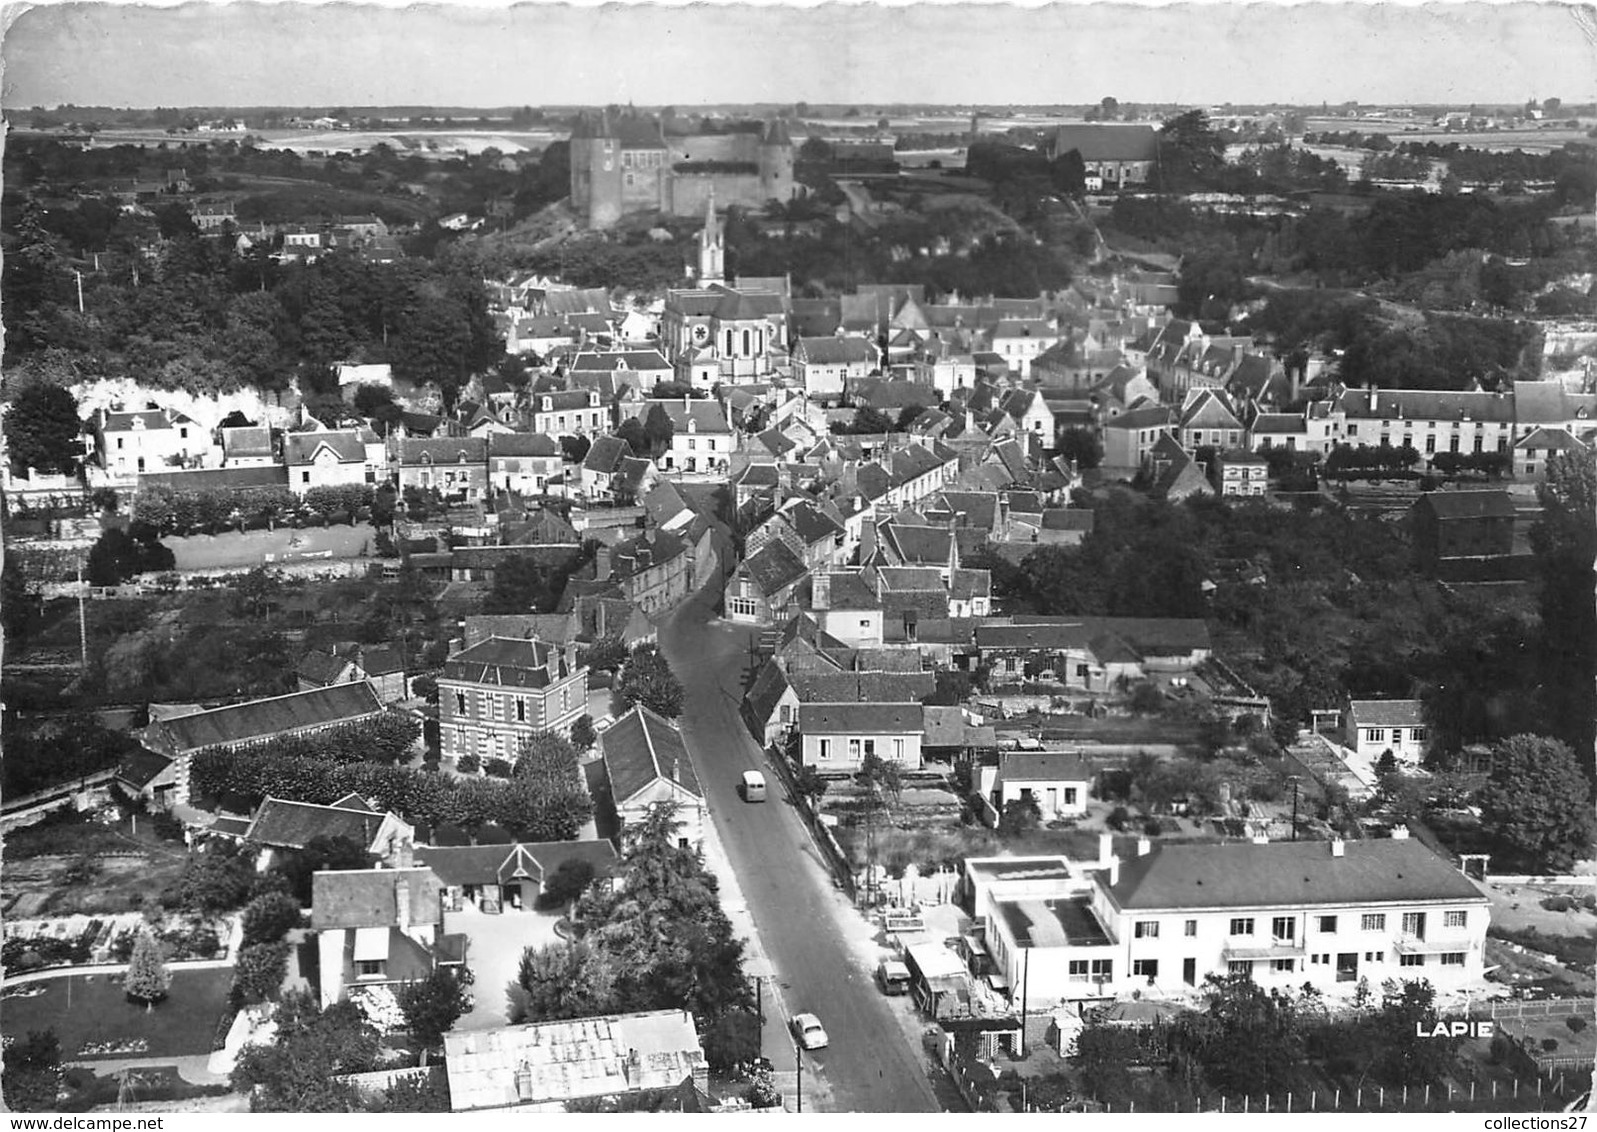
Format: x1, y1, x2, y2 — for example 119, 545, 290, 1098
794, 336, 879, 401
979, 750, 1092, 821
971, 834, 1489, 1006
643, 398, 734, 475
1346, 700, 1429, 765
991, 320, 1059, 379
284, 430, 371, 493
96, 408, 205, 476
797, 702, 924, 772
599, 705, 707, 850
487, 432, 564, 495
532, 390, 607, 437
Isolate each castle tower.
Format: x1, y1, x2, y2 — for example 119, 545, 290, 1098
569, 109, 624, 230
697, 190, 724, 286
758, 118, 796, 206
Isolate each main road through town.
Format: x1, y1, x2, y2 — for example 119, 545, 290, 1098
659, 584, 942, 1113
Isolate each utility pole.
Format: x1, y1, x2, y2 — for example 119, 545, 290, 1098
1289, 775, 1301, 841
1019, 947, 1030, 1058
74, 269, 85, 313
794, 1036, 802, 1114
77, 565, 88, 671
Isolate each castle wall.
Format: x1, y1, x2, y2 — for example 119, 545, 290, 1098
668, 133, 763, 164
669, 173, 770, 218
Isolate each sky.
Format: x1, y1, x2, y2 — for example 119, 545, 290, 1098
3, 1, 1595, 111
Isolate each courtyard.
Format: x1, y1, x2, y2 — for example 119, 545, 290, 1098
0, 968, 233, 1061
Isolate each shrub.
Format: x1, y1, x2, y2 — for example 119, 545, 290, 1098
1567, 1016, 1588, 1033
1540, 895, 1576, 913
483, 757, 513, 778
230, 941, 291, 1008
538, 858, 596, 910
241, 891, 303, 947
1541, 1038, 1560, 1052
1143, 816, 1164, 837
457, 754, 481, 774
1107, 805, 1132, 832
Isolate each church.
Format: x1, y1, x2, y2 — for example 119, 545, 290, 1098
568, 110, 798, 230
659, 196, 792, 387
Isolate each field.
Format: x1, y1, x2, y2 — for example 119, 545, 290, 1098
2, 813, 193, 918
0, 968, 233, 1061
165, 523, 378, 571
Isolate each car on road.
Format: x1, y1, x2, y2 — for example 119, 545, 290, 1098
791, 1012, 829, 1050
876, 960, 912, 995
741, 770, 767, 802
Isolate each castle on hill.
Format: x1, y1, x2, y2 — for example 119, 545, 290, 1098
568, 110, 797, 230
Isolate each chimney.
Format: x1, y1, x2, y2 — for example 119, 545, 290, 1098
1367, 384, 1378, 413
594, 545, 612, 581
1391, 826, 1410, 841
394, 876, 410, 931
812, 571, 831, 609
1108, 855, 1121, 886
1097, 831, 1114, 867
1136, 837, 1152, 857
394, 838, 415, 869
624, 1048, 643, 1085
1331, 838, 1346, 857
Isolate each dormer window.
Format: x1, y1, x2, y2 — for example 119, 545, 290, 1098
459, 451, 468, 463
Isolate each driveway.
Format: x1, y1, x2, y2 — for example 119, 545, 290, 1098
446, 904, 565, 1031
659, 585, 943, 1113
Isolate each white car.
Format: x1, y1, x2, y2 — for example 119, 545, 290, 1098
791, 1012, 829, 1051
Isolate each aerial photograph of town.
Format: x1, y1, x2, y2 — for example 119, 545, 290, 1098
0, 0, 1593, 1117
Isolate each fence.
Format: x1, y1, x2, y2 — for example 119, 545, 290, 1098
1481, 998, 1594, 1021
1130, 1073, 1579, 1115
761, 744, 855, 899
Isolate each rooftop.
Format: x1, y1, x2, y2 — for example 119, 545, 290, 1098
996, 895, 1113, 948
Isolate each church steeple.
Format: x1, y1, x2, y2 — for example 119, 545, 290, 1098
697, 190, 724, 286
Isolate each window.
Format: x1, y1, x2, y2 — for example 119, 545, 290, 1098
729, 597, 758, 618
1412, 727, 1427, 743
1362, 913, 1386, 932
1134, 921, 1160, 939
892, 738, 905, 762
1440, 952, 1465, 966
301, 471, 311, 484
1271, 958, 1296, 973
1184, 920, 1198, 938
561, 687, 569, 712
116, 437, 125, 450
1090, 959, 1112, 980
818, 739, 831, 760
1401, 912, 1426, 939
1399, 953, 1425, 968
848, 739, 862, 760
1425, 435, 1436, 453
1365, 951, 1385, 962
1133, 959, 1159, 979
356, 960, 384, 979
1067, 960, 1090, 982
1272, 916, 1295, 941
1229, 918, 1255, 937
1317, 915, 1338, 934
455, 692, 467, 715
1366, 728, 1386, 743
1075, 663, 1089, 679
1227, 960, 1253, 977
516, 698, 526, 723
863, 739, 876, 759
1444, 910, 1467, 929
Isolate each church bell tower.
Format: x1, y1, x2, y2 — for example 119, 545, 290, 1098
697, 191, 724, 286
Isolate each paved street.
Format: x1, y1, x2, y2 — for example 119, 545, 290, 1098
659, 586, 942, 1114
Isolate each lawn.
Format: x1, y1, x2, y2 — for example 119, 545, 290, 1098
166, 523, 377, 571
0, 967, 233, 1060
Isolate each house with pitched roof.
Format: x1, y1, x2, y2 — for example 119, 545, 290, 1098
312, 866, 467, 1008
1176, 389, 1246, 451
599, 706, 706, 848
1048, 124, 1160, 188
1102, 405, 1176, 471
980, 750, 1093, 821
391, 437, 490, 502
599, 527, 699, 618
417, 840, 617, 914
1246, 410, 1311, 453
724, 537, 809, 625
285, 429, 370, 493
230, 794, 414, 871
443, 1010, 708, 1112
1410, 490, 1517, 576
1144, 433, 1214, 502
991, 320, 1060, 379
296, 648, 361, 692
1346, 699, 1428, 765
970, 834, 1488, 1003
1211, 449, 1268, 497
438, 636, 588, 765
793, 336, 880, 400
95, 407, 205, 477
220, 426, 275, 468
1335, 386, 1516, 464
642, 398, 735, 475
1513, 426, 1591, 481
141, 683, 386, 804
531, 389, 607, 437
485, 432, 566, 495
798, 702, 925, 771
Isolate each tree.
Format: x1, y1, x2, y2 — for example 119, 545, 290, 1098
231, 992, 382, 1112
560, 434, 592, 464
1056, 426, 1103, 470
1157, 110, 1227, 191
614, 643, 685, 718
1530, 451, 1597, 759
1477, 734, 1595, 871
279, 835, 374, 903
569, 714, 597, 752
84, 524, 176, 586
231, 940, 292, 1007
793, 764, 829, 805
124, 929, 172, 1008
481, 554, 554, 614
540, 857, 597, 910
999, 795, 1042, 836
857, 752, 901, 803
5, 382, 81, 475
509, 940, 617, 1023
702, 1007, 761, 1071
168, 846, 256, 913
241, 890, 303, 947
579, 634, 629, 673
396, 965, 474, 1055
1371, 978, 1459, 1086
2, 1030, 63, 1112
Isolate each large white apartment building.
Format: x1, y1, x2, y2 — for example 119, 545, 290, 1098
967, 834, 1488, 1007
